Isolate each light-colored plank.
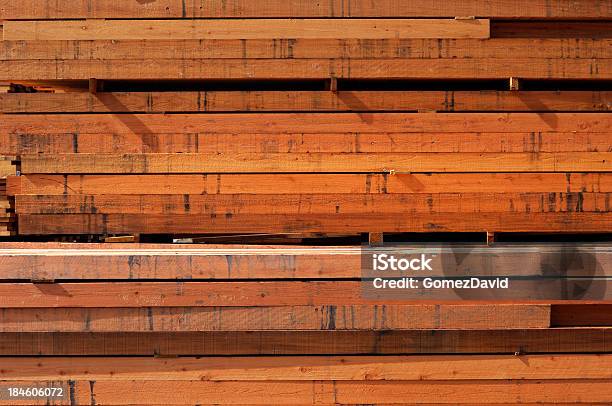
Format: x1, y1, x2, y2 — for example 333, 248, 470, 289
19, 152, 612, 174
0, 282, 608, 307
0, 243, 609, 281
2, 19, 490, 41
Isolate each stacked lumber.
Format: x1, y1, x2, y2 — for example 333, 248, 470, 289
0, 156, 16, 236
0, 243, 610, 405
0, 1, 610, 404
1, 1, 611, 236
1, 112, 610, 235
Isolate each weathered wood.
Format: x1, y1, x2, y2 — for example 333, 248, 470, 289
0, 244, 359, 280
0, 305, 550, 332
3, 58, 608, 80
2, 355, 610, 381
4, 132, 611, 155
0, 283, 608, 307
0, 379, 602, 405
0, 329, 609, 355
11, 173, 612, 195
2, 19, 490, 41
2, 1, 609, 19
1, 91, 610, 114
18, 152, 612, 174
16, 212, 612, 234
0, 243, 608, 280
2, 113, 608, 135
2, 39, 610, 60
13, 193, 610, 215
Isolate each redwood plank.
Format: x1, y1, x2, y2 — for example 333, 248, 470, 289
333, 380, 612, 404
4, 132, 611, 154
3, 58, 608, 80
12, 173, 612, 195
0, 245, 358, 280
19, 152, 612, 174
0, 329, 609, 355
16, 212, 612, 234
2, 19, 490, 41
2, 0, 609, 19
2, 355, 610, 381
1, 91, 610, 114
551, 305, 612, 327
2, 39, 610, 60
2, 113, 607, 135
0, 283, 608, 307
36, 379, 612, 404
13, 193, 610, 215
0, 305, 550, 332
0, 243, 608, 281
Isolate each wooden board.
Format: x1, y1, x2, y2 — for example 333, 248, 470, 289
0, 283, 609, 307
3, 58, 609, 80
16, 212, 612, 234
0, 329, 609, 355
552, 304, 612, 327
14, 193, 608, 215
2, 39, 610, 60
2, 19, 490, 41
0, 305, 551, 332
18, 152, 612, 174
2, 355, 610, 381
4, 132, 612, 154
2, 0, 609, 19
0, 379, 608, 405
2, 91, 611, 114
2, 113, 608, 135
0, 243, 609, 280
10, 173, 612, 195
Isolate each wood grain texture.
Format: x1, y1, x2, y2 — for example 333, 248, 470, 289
2, 0, 609, 19
2, 113, 608, 135
3, 58, 608, 80
0, 244, 359, 280
14, 193, 608, 215
18, 152, 612, 174
2, 355, 610, 381
0, 305, 550, 332
2, 19, 490, 41
0, 329, 609, 355
11, 173, 612, 195
4, 132, 611, 155
0, 283, 608, 307
12, 379, 609, 405
2, 91, 610, 114
2, 39, 610, 60
0, 243, 608, 281
16, 212, 612, 234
